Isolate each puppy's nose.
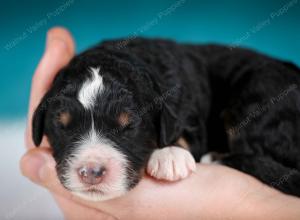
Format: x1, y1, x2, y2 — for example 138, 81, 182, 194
78, 163, 106, 185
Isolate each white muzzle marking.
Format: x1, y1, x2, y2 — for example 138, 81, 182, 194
64, 128, 129, 201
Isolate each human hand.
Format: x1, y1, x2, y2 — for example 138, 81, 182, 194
21, 27, 300, 220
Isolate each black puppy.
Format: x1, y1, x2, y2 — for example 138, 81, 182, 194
32, 38, 300, 201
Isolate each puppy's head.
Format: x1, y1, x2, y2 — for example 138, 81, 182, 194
32, 45, 183, 201
32, 61, 161, 201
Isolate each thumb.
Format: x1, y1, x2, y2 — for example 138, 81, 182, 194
20, 148, 60, 189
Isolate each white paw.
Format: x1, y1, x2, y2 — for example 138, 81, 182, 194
147, 146, 196, 181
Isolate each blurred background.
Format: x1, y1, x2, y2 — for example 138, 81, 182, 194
0, 0, 299, 219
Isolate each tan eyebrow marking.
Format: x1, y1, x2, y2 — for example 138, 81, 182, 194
58, 112, 72, 127
118, 112, 130, 127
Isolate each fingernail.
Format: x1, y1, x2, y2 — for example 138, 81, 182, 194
20, 151, 55, 184
46, 34, 68, 54
21, 152, 45, 183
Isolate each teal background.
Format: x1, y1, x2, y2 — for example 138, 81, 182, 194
1, 0, 299, 119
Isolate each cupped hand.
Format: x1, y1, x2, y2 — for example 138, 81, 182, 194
21, 27, 300, 220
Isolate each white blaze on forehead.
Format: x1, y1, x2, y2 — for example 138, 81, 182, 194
64, 128, 129, 201
78, 67, 104, 109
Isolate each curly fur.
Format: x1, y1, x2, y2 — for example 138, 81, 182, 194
33, 37, 300, 198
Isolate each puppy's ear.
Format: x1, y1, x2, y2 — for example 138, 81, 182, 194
158, 86, 182, 147
32, 98, 48, 147
159, 105, 181, 146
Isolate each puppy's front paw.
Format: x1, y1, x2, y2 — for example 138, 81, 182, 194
147, 146, 196, 181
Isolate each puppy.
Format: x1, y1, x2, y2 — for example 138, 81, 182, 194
32, 38, 300, 201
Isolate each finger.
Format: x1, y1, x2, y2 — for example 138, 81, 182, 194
20, 148, 73, 198
25, 27, 75, 149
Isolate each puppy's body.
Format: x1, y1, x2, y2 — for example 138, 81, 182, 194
33, 38, 300, 200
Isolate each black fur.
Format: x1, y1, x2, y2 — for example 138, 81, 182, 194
33, 37, 300, 197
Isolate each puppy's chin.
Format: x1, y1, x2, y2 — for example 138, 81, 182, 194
71, 188, 128, 201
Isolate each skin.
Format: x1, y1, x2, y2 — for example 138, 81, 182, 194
21, 27, 300, 220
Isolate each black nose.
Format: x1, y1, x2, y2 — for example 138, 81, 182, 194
78, 163, 106, 185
